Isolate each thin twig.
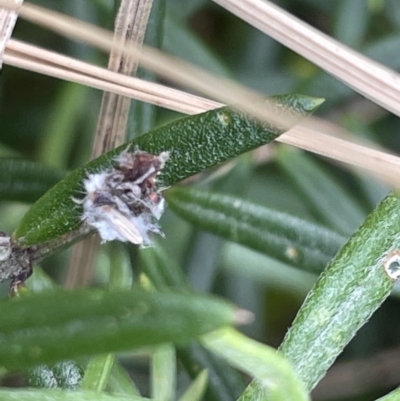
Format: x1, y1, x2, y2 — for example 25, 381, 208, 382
0, 0, 22, 68
0, 0, 304, 129
2, 0, 399, 121
5, 39, 209, 114
92, 0, 154, 158
212, 0, 400, 116
65, 0, 155, 288
4, 40, 400, 187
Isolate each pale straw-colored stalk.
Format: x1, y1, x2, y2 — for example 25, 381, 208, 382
4, 39, 400, 187
213, 0, 400, 117
0, 0, 400, 186
0, 0, 21, 67
4, 39, 211, 114
65, 0, 154, 288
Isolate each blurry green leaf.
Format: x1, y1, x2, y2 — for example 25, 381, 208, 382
177, 370, 208, 401
139, 246, 190, 292
203, 328, 309, 401
177, 343, 245, 401
108, 243, 133, 291
39, 83, 89, 168
80, 244, 131, 392
151, 344, 175, 401
334, 0, 368, 47
163, 14, 231, 77
140, 246, 245, 401
0, 159, 64, 203
107, 361, 140, 397
14, 95, 322, 246
166, 187, 346, 274
81, 354, 114, 392
384, 0, 400, 29
279, 193, 400, 390
236, 380, 268, 401
365, 34, 400, 71
375, 387, 400, 401
222, 244, 315, 296
22, 268, 84, 390
25, 266, 58, 293
0, 389, 145, 401
27, 361, 83, 390
277, 146, 366, 235
166, 0, 207, 19
0, 287, 239, 369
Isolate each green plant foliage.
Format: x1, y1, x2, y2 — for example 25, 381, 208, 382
279, 193, 400, 390
0, 389, 145, 401
0, 159, 64, 203
3, 1, 400, 400
14, 95, 322, 246
177, 370, 208, 401
203, 328, 309, 401
107, 361, 140, 397
166, 187, 346, 273
0, 287, 239, 369
140, 246, 246, 401
277, 146, 366, 235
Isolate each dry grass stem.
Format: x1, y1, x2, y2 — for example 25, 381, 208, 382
5, 41, 400, 187
278, 127, 400, 187
5, 39, 213, 114
92, 0, 154, 157
67, 0, 154, 288
1, 1, 400, 186
0, 0, 22, 67
0, 0, 301, 129
214, 0, 400, 117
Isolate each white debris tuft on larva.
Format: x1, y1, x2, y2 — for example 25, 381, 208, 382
79, 149, 169, 247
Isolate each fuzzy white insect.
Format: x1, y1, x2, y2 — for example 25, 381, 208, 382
79, 150, 169, 247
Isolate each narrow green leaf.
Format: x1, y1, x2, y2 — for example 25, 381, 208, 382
151, 344, 176, 401
80, 244, 131, 392
140, 246, 245, 401
22, 268, 84, 390
39, 83, 89, 168
107, 361, 140, 397
202, 328, 309, 401
375, 387, 400, 401
166, 187, 346, 274
81, 354, 115, 392
177, 370, 208, 401
109, 243, 133, 291
139, 246, 190, 292
163, 14, 231, 78
277, 146, 366, 235
0, 159, 64, 203
25, 266, 57, 293
236, 381, 269, 401
334, 0, 367, 47
0, 288, 240, 369
0, 389, 146, 401
279, 193, 400, 390
14, 95, 322, 246
177, 343, 245, 401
